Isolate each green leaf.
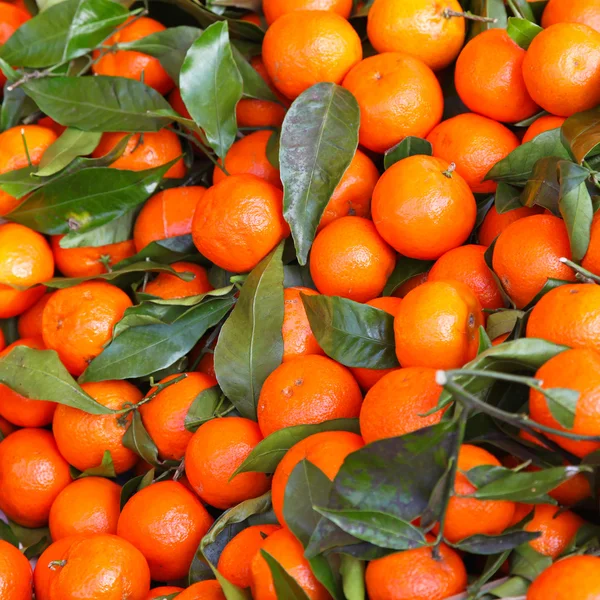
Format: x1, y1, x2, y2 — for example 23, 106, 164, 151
7, 521, 49, 551
180, 21, 243, 158
233, 419, 360, 475
23, 76, 177, 131
506, 16, 542, 49
36, 129, 102, 177
507, 0, 536, 21
495, 182, 523, 214
543, 387, 579, 429
122, 410, 160, 466
0, 346, 113, 414
522, 278, 571, 311
382, 257, 432, 296
113, 234, 197, 269
9, 160, 175, 234
76, 449, 116, 478
340, 556, 365, 600
301, 294, 398, 369
478, 326, 493, 354
260, 550, 311, 600
232, 45, 279, 103
0, 166, 42, 199
1, 84, 37, 132
185, 386, 234, 432
81, 295, 235, 381
558, 161, 593, 262
469, 0, 508, 38
280, 83, 360, 265
486, 310, 523, 341
315, 507, 427, 551
0, 0, 129, 67
451, 531, 540, 555
117, 25, 202, 81
468, 464, 586, 503
214, 244, 284, 420
59, 209, 137, 248
486, 129, 570, 185
383, 137, 432, 170
0, 521, 19, 548
510, 544, 552, 581
120, 469, 153, 509
266, 128, 280, 170
521, 156, 561, 215
562, 107, 600, 164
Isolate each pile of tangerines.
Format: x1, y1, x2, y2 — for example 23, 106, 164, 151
1, 0, 600, 598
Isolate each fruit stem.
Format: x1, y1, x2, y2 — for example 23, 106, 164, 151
442, 162, 456, 178
442, 8, 498, 23
48, 560, 67, 570
560, 257, 600, 285
20, 128, 32, 167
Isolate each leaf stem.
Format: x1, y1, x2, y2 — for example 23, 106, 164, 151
442, 8, 497, 23
189, 322, 223, 371
172, 125, 229, 175
560, 257, 600, 284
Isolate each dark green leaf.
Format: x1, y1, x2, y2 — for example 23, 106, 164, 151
117, 25, 202, 81
59, 209, 137, 248
180, 21, 243, 158
23, 536, 50, 560
562, 107, 600, 164
495, 182, 523, 214
122, 410, 160, 466
9, 160, 175, 234
383, 137, 431, 170
120, 470, 153, 509
452, 530, 540, 555
232, 45, 279, 103
280, 82, 360, 264
266, 128, 280, 170
510, 544, 552, 581
23, 76, 177, 131
558, 161, 593, 261
301, 294, 398, 369
0, 522, 18, 548
0, 0, 129, 67
340, 556, 365, 600
260, 550, 311, 600
81, 295, 235, 381
522, 278, 571, 311
478, 326, 493, 354
185, 386, 234, 432
7, 520, 49, 551
113, 234, 197, 269
0, 346, 113, 414
486, 310, 523, 341
506, 16, 542, 49
486, 129, 570, 185
214, 244, 284, 420
77, 449, 116, 478
383, 257, 432, 296
233, 419, 360, 475
469, 0, 508, 38
543, 387, 579, 429
507, 0, 536, 20
0, 166, 41, 199
1, 84, 37, 132
36, 129, 102, 177
521, 156, 561, 215
515, 110, 549, 128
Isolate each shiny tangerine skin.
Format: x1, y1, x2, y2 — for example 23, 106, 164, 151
582, 212, 600, 276
0, 125, 57, 215
0, 540, 33, 600
367, 0, 465, 71
49, 477, 121, 541
251, 528, 332, 600
42, 281, 132, 376
53, 380, 142, 473
133, 186, 206, 252
262, 11, 362, 100
92, 17, 174, 94
118, 480, 214, 581
372, 155, 476, 260
342, 52, 443, 153
192, 173, 289, 273
217, 524, 282, 588
318, 149, 380, 230
92, 130, 186, 178
394, 280, 484, 370
492, 215, 576, 309
140, 372, 217, 461
177, 581, 226, 600
0, 428, 71, 528
185, 417, 271, 509
271, 430, 364, 526
427, 113, 520, 194
359, 368, 444, 444
522, 115, 567, 144
310, 216, 396, 303
522, 23, 600, 117
257, 354, 363, 438
45, 534, 151, 600
542, 0, 600, 33
213, 130, 282, 189
18, 292, 52, 338
263, 0, 352, 24
478, 204, 544, 247
530, 348, 600, 458
428, 244, 504, 311
526, 555, 600, 600
350, 296, 402, 391
0, 338, 57, 427
527, 284, 600, 352
524, 504, 584, 558
51, 235, 135, 278
441, 445, 515, 543
282, 286, 325, 362
455, 29, 539, 123
0, 222, 54, 319
0, 3, 30, 44
365, 543, 467, 600
144, 262, 213, 299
